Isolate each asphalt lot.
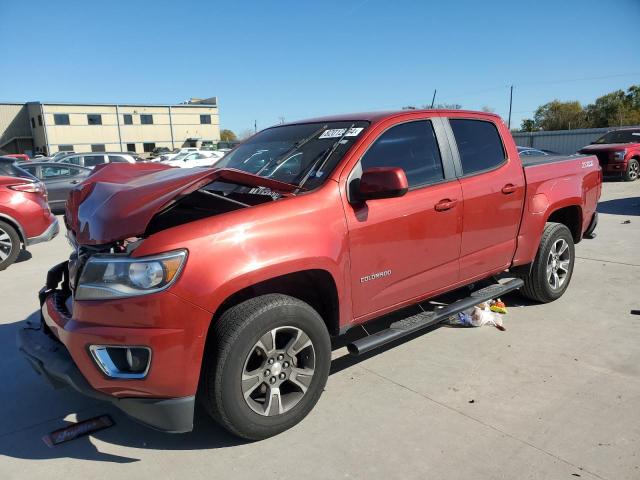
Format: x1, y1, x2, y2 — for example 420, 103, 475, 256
0, 180, 638, 480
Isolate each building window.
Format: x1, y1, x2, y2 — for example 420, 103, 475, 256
91, 144, 106, 152
123, 114, 133, 125
31, 118, 36, 128
54, 114, 70, 125
87, 114, 102, 125
38, 115, 43, 126
200, 114, 212, 124
143, 142, 156, 153
140, 114, 153, 125
126, 143, 136, 152
58, 145, 74, 152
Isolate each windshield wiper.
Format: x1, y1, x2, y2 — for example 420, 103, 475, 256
255, 124, 329, 178
296, 123, 355, 190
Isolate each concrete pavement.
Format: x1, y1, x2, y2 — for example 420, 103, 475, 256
0, 180, 638, 479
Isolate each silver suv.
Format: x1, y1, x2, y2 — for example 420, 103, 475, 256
53, 152, 144, 168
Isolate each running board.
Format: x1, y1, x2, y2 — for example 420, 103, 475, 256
347, 278, 524, 356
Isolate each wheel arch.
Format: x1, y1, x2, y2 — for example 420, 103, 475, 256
0, 213, 26, 246
546, 204, 583, 243
210, 269, 341, 337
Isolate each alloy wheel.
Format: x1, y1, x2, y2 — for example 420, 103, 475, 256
241, 326, 316, 416
629, 160, 639, 180
0, 227, 13, 262
546, 238, 571, 290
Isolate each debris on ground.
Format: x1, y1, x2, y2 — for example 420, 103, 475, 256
42, 415, 114, 447
622, 219, 631, 224
444, 298, 508, 331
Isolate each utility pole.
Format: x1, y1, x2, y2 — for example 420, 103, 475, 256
430, 89, 437, 108
508, 85, 513, 129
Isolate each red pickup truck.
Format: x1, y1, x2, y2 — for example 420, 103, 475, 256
18, 110, 601, 440
578, 127, 640, 181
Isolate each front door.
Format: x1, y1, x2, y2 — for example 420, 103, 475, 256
344, 119, 462, 320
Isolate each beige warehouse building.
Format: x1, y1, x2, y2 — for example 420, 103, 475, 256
0, 97, 220, 156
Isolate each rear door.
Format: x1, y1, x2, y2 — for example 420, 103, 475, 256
445, 117, 525, 281
344, 117, 462, 319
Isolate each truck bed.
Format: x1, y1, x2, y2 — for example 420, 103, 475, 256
521, 154, 584, 168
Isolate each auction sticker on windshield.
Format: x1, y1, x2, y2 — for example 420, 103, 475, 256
319, 127, 364, 139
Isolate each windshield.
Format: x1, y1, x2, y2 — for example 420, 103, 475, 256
214, 121, 369, 188
593, 129, 640, 144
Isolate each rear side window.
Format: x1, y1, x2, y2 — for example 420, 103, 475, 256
450, 119, 505, 175
0, 161, 36, 180
360, 120, 444, 188
84, 155, 105, 167
108, 155, 129, 163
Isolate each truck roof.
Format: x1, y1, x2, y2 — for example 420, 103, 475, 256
282, 109, 502, 126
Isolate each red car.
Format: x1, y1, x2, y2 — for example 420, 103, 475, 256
579, 127, 640, 181
5, 153, 30, 162
0, 158, 59, 269
19, 110, 601, 439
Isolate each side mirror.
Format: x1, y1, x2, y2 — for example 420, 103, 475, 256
355, 167, 409, 201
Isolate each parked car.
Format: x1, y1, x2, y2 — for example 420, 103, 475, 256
518, 146, 549, 157
0, 157, 59, 270
162, 151, 223, 168
159, 147, 199, 162
151, 147, 171, 158
578, 127, 640, 181
18, 110, 601, 440
19, 162, 92, 212
51, 151, 75, 162
52, 152, 143, 168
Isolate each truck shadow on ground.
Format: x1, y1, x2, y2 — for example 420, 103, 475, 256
597, 196, 640, 216
0, 284, 532, 463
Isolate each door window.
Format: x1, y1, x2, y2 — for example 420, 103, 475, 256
84, 155, 106, 167
450, 119, 505, 175
42, 166, 72, 178
360, 121, 444, 188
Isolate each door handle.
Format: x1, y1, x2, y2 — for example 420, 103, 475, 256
502, 183, 517, 194
70, 180, 80, 184
434, 198, 457, 212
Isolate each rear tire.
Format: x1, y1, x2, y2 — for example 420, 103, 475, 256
518, 222, 575, 303
202, 294, 331, 440
0, 221, 21, 271
624, 158, 639, 182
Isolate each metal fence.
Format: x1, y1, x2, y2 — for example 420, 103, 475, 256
512, 125, 640, 155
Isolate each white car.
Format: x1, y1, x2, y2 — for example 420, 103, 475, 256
158, 148, 199, 162
162, 151, 223, 168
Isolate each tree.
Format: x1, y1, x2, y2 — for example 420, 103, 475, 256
220, 129, 237, 142
481, 106, 495, 113
520, 119, 537, 132
434, 103, 462, 110
238, 129, 255, 140
585, 85, 640, 127
533, 100, 587, 131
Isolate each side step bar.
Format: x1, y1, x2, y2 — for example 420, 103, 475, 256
347, 278, 524, 356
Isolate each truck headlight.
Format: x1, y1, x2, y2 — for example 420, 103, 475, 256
75, 250, 187, 300
612, 149, 627, 161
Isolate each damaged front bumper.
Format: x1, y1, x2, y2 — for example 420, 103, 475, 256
17, 262, 196, 433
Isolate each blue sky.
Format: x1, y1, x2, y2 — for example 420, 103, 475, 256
1, 0, 638, 134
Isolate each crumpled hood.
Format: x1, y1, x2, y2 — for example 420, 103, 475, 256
66, 163, 297, 245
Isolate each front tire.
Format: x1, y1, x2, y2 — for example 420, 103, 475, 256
0, 221, 21, 271
202, 294, 331, 440
518, 222, 575, 303
624, 158, 639, 182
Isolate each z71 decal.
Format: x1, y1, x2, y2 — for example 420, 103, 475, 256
582, 160, 594, 168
